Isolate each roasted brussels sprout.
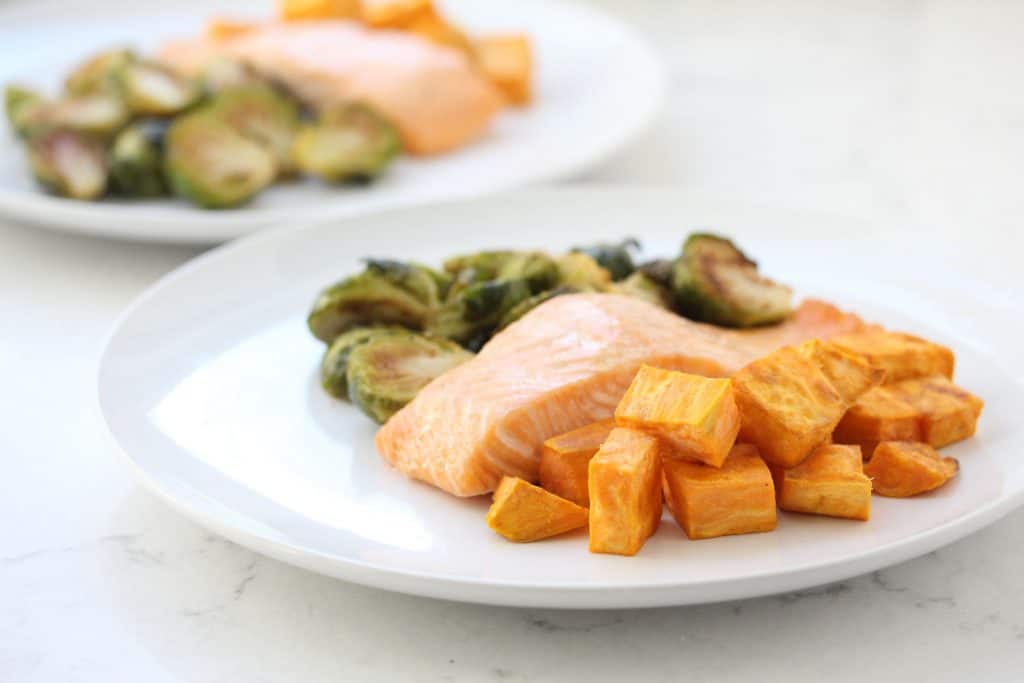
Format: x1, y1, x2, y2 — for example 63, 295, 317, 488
164, 111, 276, 208
442, 251, 518, 280
307, 260, 444, 343
497, 286, 577, 330
28, 130, 107, 200
609, 272, 672, 309
64, 48, 134, 95
115, 59, 200, 116
4, 85, 47, 138
199, 57, 264, 94
637, 259, 674, 288
442, 251, 558, 295
428, 278, 533, 350
672, 233, 793, 327
571, 238, 640, 281
109, 119, 168, 197
320, 326, 406, 399
347, 332, 473, 423
291, 101, 400, 183
556, 252, 612, 291
49, 92, 130, 138
208, 85, 300, 173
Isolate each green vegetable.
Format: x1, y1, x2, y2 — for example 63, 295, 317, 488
497, 286, 578, 330
571, 238, 639, 281
291, 101, 400, 183
347, 332, 473, 423
671, 233, 793, 327
28, 129, 107, 199
320, 326, 405, 399
115, 59, 200, 116
556, 252, 611, 291
609, 272, 672, 309
48, 92, 130, 138
164, 111, 276, 208
64, 48, 134, 95
208, 85, 300, 174
637, 259, 674, 288
307, 260, 444, 343
4, 85, 47, 138
428, 278, 533, 351
109, 119, 168, 197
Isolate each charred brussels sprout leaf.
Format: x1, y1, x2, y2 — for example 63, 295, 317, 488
428, 278, 533, 350
307, 261, 444, 343
109, 119, 168, 197
208, 85, 300, 173
28, 130, 107, 199
609, 272, 672, 309
4, 85, 47, 138
556, 252, 612, 291
64, 48, 134, 95
347, 333, 473, 423
291, 102, 400, 183
115, 60, 200, 117
672, 233, 793, 327
320, 326, 408, 399
497, 286, 578, 330
571, 238, 640, 281
164, 111, 276, 209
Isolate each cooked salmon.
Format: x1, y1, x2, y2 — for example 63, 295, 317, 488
160, 21, 503, 155
376, 293, 869, 497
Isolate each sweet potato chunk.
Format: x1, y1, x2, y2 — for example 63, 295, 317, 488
360, 0, 432, 27
731, 346, 847, 467
539, 419, 615, 507
588, 428, 662, 556
773, 444, 871, 520
474, 34, 532, 106
830, 329, 954, 383
864, 441, 959, 497
486, 477, 588, 542
834, 385, 922, 448
891, 376, 983, 447
205, 19, 260, 41
615, 365, 740, 467
663, 444, 776, 540
279, 0, 361, 20
798, 339, 885, 404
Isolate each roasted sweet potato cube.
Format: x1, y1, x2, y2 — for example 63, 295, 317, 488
731, 346, 846, 467
864, 441, 959, 497
663, 444, 776, 540
615, 365, 740, 467
539, 419, 615, 507
834, 385, 922, 446
360, 0, 432, 28
798, 339, 885, 404
486, 477, 588, 542
830, 329, 954, 383
773, 443, 871, 520
279, 0, 360, 20
474, 34, 532, 105
204, 19, 260, 41
891, 376, 983, 448
588, 428, 662, 556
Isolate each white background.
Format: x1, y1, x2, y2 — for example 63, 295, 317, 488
2, 1, 1023, 681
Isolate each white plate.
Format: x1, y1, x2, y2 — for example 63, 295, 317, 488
97, 188, 1024, 608
0, 0, 664, 243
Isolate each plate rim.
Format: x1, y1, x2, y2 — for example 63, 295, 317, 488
96, 188, 1024, 608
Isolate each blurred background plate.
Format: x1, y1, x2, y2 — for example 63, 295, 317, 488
0, 0, 665, 243
97, 188, 1024, 608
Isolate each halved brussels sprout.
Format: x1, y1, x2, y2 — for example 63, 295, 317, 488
497, 286, 578, 330
208, 85, 300, 173
672, 233, 793, 327
115, 59, 200, 116
347, 332, 473, 423
164, 111, 276, 209
427, 278, 533, 350
320, 326, 407, 399
109, 119, 169, 197
28, 130, 107, 200
609, 272, 672, 309
307, 260, 444, 343
442, 251, 558, 298
571, 238, 640, 281
443, 251, 518, 280
556, 252, 612, 291
291, 101, 400, 183
4, 85, 47, 138
49, 92, 131, 138
64, 48, 134, 95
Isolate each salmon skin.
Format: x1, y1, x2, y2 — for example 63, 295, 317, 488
160, 21, 503, 155
375, 293, 868, 497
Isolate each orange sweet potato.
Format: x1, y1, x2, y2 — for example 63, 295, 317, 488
830, 329, 954, 383
279, 0, 361, 20
588, 428, 662, 556
615, 365, 740, 467
360, 0, 432, 27
772, 443, 871, 520
663, 443, 776, 540
538, 419, 615, 507
473, 34, 532, 106
798, 339, 885, 404
486, 476, 588, 542
864, 441, 958, 497
891, 375, 983, 448
204, 18, 261, 41
834, 385, 922, 449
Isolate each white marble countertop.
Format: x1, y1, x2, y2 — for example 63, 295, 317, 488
2, 1, 1023, 681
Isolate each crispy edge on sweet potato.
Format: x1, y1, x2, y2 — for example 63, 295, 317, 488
863, 441, 959, 497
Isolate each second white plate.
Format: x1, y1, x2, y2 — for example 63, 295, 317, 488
0, 0, 665, 242
98, 189, 1024, 608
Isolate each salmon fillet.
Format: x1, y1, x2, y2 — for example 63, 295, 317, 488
160, 21, 503, 155
375, 293, 869, 497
